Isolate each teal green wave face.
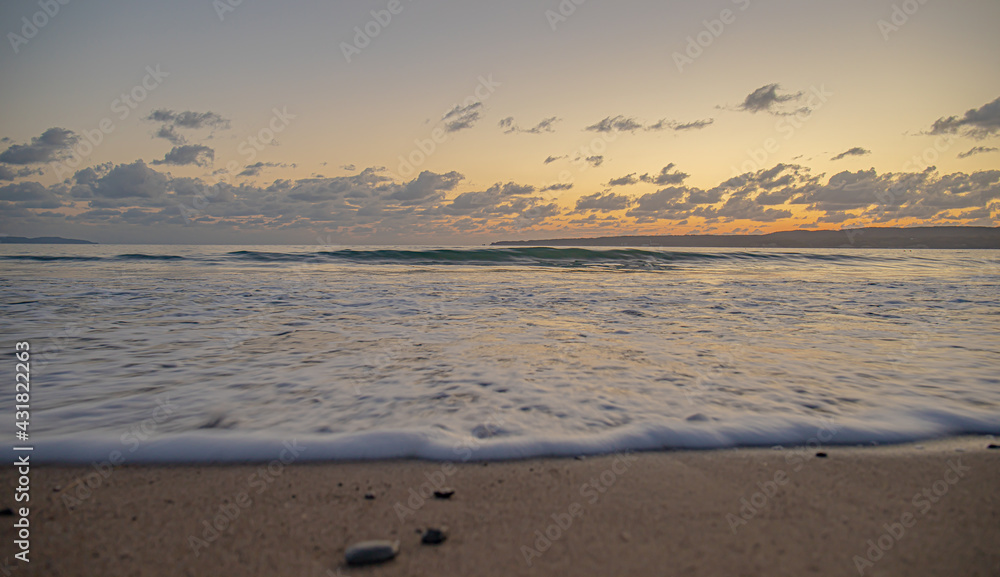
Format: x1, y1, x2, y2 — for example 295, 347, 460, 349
1, 0, 998, 243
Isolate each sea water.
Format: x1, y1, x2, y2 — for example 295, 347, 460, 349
1, 245, 998, 462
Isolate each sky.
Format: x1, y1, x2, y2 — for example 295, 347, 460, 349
0, 0, 998, 244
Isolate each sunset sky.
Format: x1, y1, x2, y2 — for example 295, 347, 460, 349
1, 0, 998, 244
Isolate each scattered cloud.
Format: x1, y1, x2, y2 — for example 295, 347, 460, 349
340, 164, 356, 171
543, 155, 565, 164
0, 165, 42, 181
647, 118, 715, 131
608, 173, 639, 187
585, 116, 644, 133
574, 192, 633, 212
0, 128, 79, 164
540, 182, 573, 192
582, 155, 604, 167
734, 84, 806, 115
830, 147, 871, 161
640, 164, 689, 185
147, 110, 230, 144
958, 146, 998, 159
499, 116, 560, 134
928, 96, 1000, 140
238, 161, 294, 177
151, 145, 215, 167
442, 102, 483, 133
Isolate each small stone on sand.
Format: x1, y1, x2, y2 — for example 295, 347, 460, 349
433, 488, 455, 499
345, 540, 400, 565
364, 493, 375, 500
815, 452, 828, 458
421, 527, 448, 545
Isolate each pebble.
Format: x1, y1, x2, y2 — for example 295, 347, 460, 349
345, 540, 400, 565
364, 493, 375, 500
815, 452, 828, 458
988, 444, 1000, 450
433, 488, 455, 499
421, 527, 448, 545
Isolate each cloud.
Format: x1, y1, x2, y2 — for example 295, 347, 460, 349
928, 96, 1000, 139
957, 146, 998, 159
574, 192, 632, 212
608, 173, 639, 187
152, 145, 215, 167
647, 118, 715, 131
442, 102, 482, 133
388, 170, 462, 205
735, 84, 805, 115
499, 116, 560, 134
830, 147, 871, 161
147, 110, 230, 144
640, 164, 689, 185
0, 128, 79, 164
585, 116, 644, 133
540, 182, 573, 192
238, 161, 295, 177
0, 165, 42, 181
0, 181, 64, 208
543, 155, 565, 164
88, 160, 170, 201
340, 164, 356, 171
582, 155, 604, 167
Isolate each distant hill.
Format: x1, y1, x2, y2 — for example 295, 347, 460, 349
493, 226, 1000, 249
0, 236, 96, 244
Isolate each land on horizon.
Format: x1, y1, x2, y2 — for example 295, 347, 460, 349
493, 225, 1000, 249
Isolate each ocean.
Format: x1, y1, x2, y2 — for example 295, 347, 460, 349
2, 245, 998, 463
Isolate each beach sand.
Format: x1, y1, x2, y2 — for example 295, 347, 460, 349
2, 438, 997, 576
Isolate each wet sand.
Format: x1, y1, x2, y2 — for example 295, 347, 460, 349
2, 438, 998, 576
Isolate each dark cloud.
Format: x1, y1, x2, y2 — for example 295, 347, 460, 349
388, 170, 462, 205
152, 145, 215, 167
574, 192, 632, 212
608, 174, 639, 187
0, 165, 42, 181
89, 160, 170, 201
583, 155, 604, 167
647, 118, 714, 131
499, 116, 560, 134
958, 146, 998, 159
640, 164, 689, 185
442, 102, 482, 133
540, 182, 573, 192
543, 155, 565, 164
735, 84, 805, 115
0, 181, 64, 208
928, 96, 1000, 139
0, 128, 79, 164
147, 110, 230, 144
585, 116, 644, 133
830, 147, 871, 161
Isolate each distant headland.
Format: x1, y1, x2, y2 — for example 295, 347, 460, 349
0, 236, 96, 244
493, 226, 1000, 249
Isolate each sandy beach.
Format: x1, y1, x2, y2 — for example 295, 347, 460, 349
1, 438, 997, 576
